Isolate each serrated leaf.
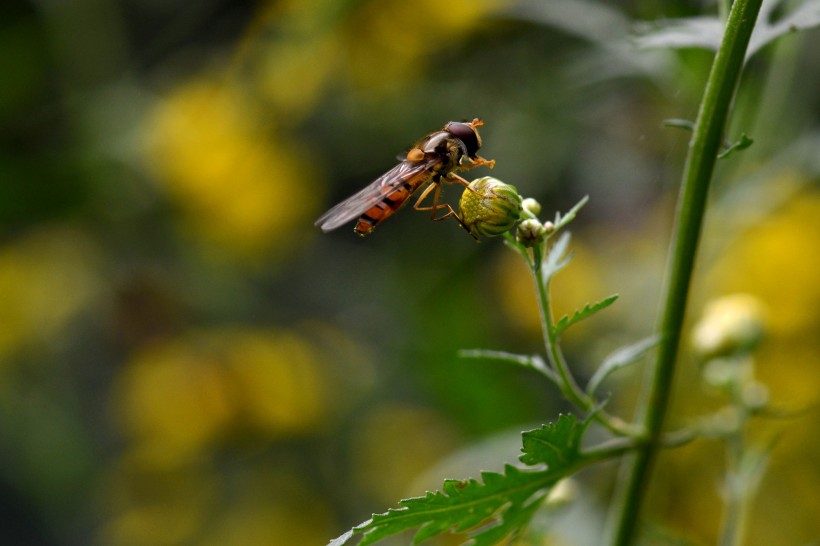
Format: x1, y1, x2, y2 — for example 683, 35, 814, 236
467, 494, 544, 546
327, 529, 356, 546
586, 335, 662, 395
553, 294, 619, 337
332, 415, 601, 546
355, 465, 561, 546
519, 414, 584, 469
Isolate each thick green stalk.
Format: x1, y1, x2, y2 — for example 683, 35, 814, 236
610, 1, 764, 544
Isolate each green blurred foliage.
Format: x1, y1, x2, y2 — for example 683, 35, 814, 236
0, 0, 817, 544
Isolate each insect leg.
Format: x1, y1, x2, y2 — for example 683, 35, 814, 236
413, 182, 438, 210
447, 156, 496, 192
462, 155, 496, 170
414, 181, 460, 222
444, 172, 472, 188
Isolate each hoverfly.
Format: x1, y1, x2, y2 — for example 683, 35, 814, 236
315, 118, 495, 236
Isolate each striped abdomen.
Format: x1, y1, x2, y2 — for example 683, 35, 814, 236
354, 168, 433, 236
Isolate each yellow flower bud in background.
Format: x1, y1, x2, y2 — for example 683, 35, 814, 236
692, 293, 767, 360
546, 478, 578, 506
458, 177, 523, 239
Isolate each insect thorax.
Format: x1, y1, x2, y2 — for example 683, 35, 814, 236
422, 132, 464, 174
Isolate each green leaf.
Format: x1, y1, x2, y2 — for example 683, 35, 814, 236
541, 232, 573, 280
634, 16, 723, 51
520, 414, 585, 469
331, 415, 593, 546
634, 0, 820, 58
748, 0, 820, 56
328, 530, 355, 546
553, 195, 589, 231
354, 465, 560, 546
586, 335, 662, 395
553, 294, 619, 337
467, 495, 544, 546
458, 349, 559, 386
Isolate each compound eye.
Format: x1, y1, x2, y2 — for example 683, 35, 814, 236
445, 122, 480, 158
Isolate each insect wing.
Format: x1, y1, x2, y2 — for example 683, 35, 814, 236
315, 160, 434, 232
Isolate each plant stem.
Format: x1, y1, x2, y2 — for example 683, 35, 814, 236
719, 412, 746, 546
530, 242, 635, 437
532, 252, 589, 412
609, 1, 764, 544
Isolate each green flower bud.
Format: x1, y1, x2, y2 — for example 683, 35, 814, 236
522, 198, 542, 217
459, 177, 523, 239
516, 218, 545, 246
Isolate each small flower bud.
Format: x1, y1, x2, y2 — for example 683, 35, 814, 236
692, 294, 766, 360
712, 406, 741, 434
516, 218, 545, 245
701, 358, 737, 389
459, 177, 523, 239
522, 198, 542, 217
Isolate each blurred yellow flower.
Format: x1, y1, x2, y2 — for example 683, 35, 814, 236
243, 0, 505, 112
223, 329, 328, 435
255, 32, 339, 122
99, 457, 216, 546
350, 403, 461, 503
104, 325, 349, 545
342, 0, 504, 88
144, 78, 319, 259
115, 338, 235, 465
198, 471, 334, 546
704, 190, 820, 404
0, 228, 100, 361
113, 328, 329, 466
706, 191, 820, 338
657, 189, 820, 545
245, 0, 342, 122
101, 458, 333, 546
691, 293, 767, 360
493, 238, 607, 341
